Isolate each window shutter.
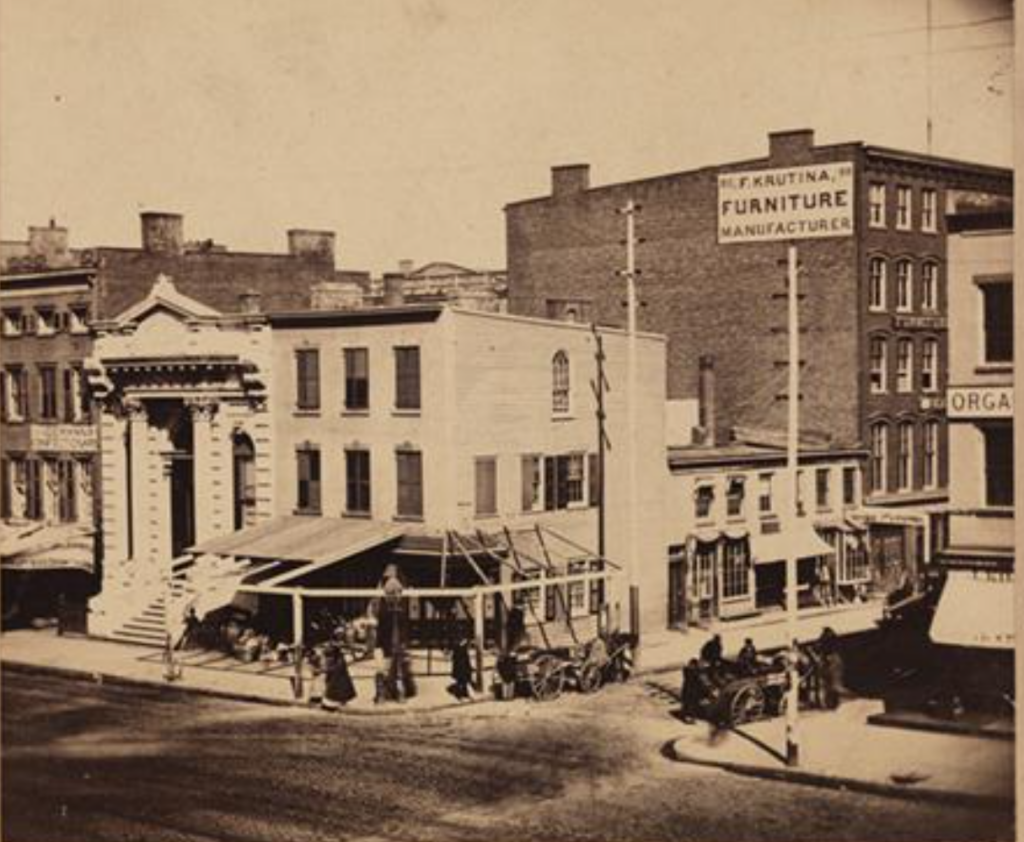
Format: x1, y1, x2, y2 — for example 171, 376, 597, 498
544, 457, 556, 511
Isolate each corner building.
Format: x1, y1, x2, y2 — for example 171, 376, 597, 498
505, 130, 1012, 514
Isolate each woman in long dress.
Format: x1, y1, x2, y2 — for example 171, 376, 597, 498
321, 639, 357, 710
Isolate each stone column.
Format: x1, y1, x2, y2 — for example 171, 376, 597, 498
188, 398, 218, 544
125, 398, 150, 572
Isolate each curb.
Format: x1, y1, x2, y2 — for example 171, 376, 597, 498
0, 659, 497, 718
662, 738, 1013, 811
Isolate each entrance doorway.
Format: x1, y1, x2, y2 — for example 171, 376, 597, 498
170, 454, 195, 557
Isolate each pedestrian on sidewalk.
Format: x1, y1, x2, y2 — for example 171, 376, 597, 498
700, 634, 723, 679
449, 636, 474, 700
321, 630, 357, 711
680, 658, 704, 723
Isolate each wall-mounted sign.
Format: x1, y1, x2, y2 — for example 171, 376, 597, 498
920, 395, 946, 411
947, 385, 1013, 419
718, 162, 855, 244
27, 424, 98, 453
893, 315, 947, 331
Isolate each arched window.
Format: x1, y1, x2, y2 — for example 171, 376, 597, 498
869, 257, 887, 311
232, 431, 257, 530
923, 419, 939, 489
897, 421, 914, 491
895, 259, 913, 312
921, 262, 939, 311
552, 351, 570, 414
870, 422, 888, 494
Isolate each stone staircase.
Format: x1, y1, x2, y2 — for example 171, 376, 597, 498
96, 555, 197, 649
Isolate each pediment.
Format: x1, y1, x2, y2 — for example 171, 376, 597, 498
113, 274, 221, 326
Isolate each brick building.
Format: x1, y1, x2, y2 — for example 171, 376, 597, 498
505, 129, 1013, 511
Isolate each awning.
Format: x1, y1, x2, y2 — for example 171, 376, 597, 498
189, 516, 404, 566
930, 570, 1014, 650
0, 523, 95, 572
749, 524, 835, 564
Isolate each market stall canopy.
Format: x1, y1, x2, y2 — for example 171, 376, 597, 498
930, 570, 1014, 650
749, 524, 834, 564
0, 522, 95, 572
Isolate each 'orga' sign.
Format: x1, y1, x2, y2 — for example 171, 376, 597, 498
947, 385, 1013, 419
718, 162, 854, 244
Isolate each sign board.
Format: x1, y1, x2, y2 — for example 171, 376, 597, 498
892, 315, 947, 331
947, 386, 1013, 419
718, 162, 855, 243
28, 424, 98, 453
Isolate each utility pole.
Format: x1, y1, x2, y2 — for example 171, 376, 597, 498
785, 243, 801, 767
618, 200, 641, 643
591, 325, 610, 559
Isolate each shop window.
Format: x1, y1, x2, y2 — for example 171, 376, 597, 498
343, 348, 369, 411
38, 366, 58, 420
984, 424, 1013, 507
722, 539, 750, 600
896, 186, 912, 230
895, 261, 913, 312
842, 466, 858, 506
816, 468, 830, 510
921, 189, 938, 233
725, 476, 745, 518
552, 351, 570, 415
396, 449, 424, 518
869, 336, 887, 394
921, 263, 938, 311
839, 540, 870, 582
896, 339, 913, 392
758, 473, 773, 514
694, 483, 715, 520
869, 183, 886, 228
295, 348, 320, 411
980, 281, 1013, 364
870, 423, 888, 494
868, 258, 887, 311
394, 346, 421, 410
521, 454, 542, 512
295, 446, 321, 514
474, 456, 497, 517
897, 422, 913, 491
923, 420, 939, 489
921, 339, 938, 393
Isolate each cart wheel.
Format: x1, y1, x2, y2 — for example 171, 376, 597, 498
531, 655, 565, 701
578, 662, 603, 694
728, 682, 766, 725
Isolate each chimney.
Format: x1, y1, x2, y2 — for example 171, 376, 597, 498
398, 259, 415, 276
238, 288, 262, 314
698, 355, 717, 446
767, 129, 816, 164
27, 219, 70, 266
140, 212, 184, 255
382, 274, 405, 306
287, 229, 336, 268
551, 164, 590, 198
311, 280, 364, 311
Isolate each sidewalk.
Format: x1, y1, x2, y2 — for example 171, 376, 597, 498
666, 697, 1015, 808
0, 629, 503, 715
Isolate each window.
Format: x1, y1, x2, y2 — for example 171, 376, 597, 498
895, 260, 913, 311
396, 449, 424, 518
896, 186, 912, 230
694, 483, 715, 520
842, 466, 858, 506
839, 541, 870, 583
38, 366, 58, 420
588, 453, 601, 507
513, 569, 542, 614
4, 367, 28, 421
345, 449, 371, 515
63, 366, 85, 422
24, 459, 43, 520
870, 423, 888, 493
552, 351, 570, 415
896, 339, 913, 392
796, 470, 806, 516
295, 447, 321, 513
474, 457, 497, 517
869, 183, 886, 228
921, 263, 938, 311
921, 189, 937, 233
758, 473, 773, 514
20, 312, 37, 335
1, 308, 22, 337
983, 424, 1013, 507
869, 258, 887, 311
343, 348, 369, 411
923, 420, 939, 489
897, 422, 913, 491
869, 336, 887, 394
394, 347, 421, 410
546, 299, 592, 324
725, 476, 745, 517
36, 307, 57, 336
921, 339, 938, 392
588, 559, 605, 615
233, 434, 257, 530
57, 459, 76, 522
722, 539, 751, 600
295, 349, 320, 411
815, 468, 830, 510
68, 305, 90, 334
544, 453, 585, 510
567, 559, 588, 616
0, 458, 9, 520
521, 455, 542, 512
980, 281, 1013, 364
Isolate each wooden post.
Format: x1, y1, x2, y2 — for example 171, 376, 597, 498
292, 592, 304, 648
473, 590, 485, 693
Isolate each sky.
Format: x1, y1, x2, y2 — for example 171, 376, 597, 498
0, 0, 1013, 275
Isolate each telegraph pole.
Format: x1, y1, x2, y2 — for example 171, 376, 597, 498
618, 200, 641, 643
785, 243, 801, 767
591, 325, 610, 559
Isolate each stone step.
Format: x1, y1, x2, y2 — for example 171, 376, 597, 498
109, 628, 166, 648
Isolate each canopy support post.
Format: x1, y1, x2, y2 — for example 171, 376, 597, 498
473, 590, 485, 693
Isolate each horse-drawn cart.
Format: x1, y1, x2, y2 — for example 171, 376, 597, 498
504, 632, 637, 701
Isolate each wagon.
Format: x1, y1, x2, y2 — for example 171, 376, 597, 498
700, 651, 819, 726
508, 632, 638, 701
